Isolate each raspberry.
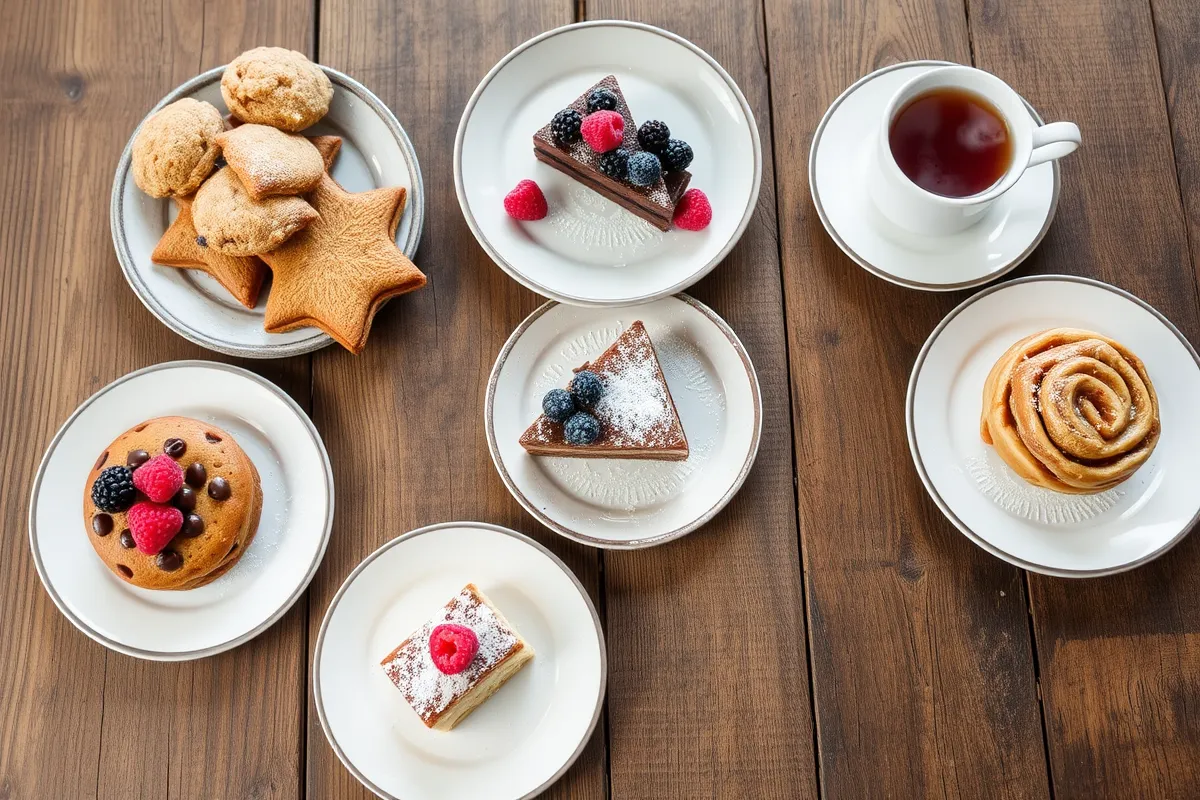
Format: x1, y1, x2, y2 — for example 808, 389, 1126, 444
429, 624, 480, 675
127, 501, 183, 555
503, 179, 548, 221
673, 188, 712, 231
132, 453, 185, 503
580, 110, 624, 153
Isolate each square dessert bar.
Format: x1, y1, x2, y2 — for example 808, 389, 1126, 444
381, 583, 534, 731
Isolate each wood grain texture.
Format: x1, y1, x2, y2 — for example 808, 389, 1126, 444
306, 1, 608, 798
581, 2, 818, 797
762, 0, 1052, 796
968, 0, 1200, 796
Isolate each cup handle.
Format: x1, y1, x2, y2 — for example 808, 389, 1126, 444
1028, 121, 1081, 167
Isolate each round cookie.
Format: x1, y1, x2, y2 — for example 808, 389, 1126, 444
221, 47, 333, 132
132, 99, 227, 198
192, 167, 319, 256
83, 417, 262, 591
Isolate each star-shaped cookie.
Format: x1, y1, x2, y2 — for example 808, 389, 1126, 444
261, 173, 426, 353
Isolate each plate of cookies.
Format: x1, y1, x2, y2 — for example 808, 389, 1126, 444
113, 47, 426, 357
908, 275, 1200, 576
29, 361, 334, 659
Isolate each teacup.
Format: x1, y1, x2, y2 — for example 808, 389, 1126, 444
868, 65, 1080, 236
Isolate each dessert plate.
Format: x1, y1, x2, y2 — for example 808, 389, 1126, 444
314, 522, 605, 800
908, 275, 1200, 576
29, 361, 334, 659
112, 65, 424, 357
811, 61, 1060, 291
487, 294, 762, 548
455, 20, 761, 306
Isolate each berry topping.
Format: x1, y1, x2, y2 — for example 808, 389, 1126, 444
504, 179, 548, 221
580, 110, 624, 153
570, 370, 604, 406
586, 87, 619, 113
550, 108, 583, 145
637, 120, 671, 153
661, 139, 694, 172
91, 466, 136, 512
127, 501, 184, 556
564, 411, 602, 445
598, 148, 630, 180
542, 388, 576, 423
627, 152, 662, 187
429, 623, 480, 675
132, 454, 185, 503
673, 188, 712, 231
127, 449, 150, 468
163, 437, 187, 458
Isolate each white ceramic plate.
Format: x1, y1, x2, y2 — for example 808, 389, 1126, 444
810, 61, 1060, 291
314, 522, 605, 800
486, 295, 761, 548
29, 361, 333, 659
908, 276, 1200, 576
112, 65, 424, 357
455, 20, 761, 307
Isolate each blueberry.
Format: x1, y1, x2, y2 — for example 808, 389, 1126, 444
626, 152, 662, 186
541, 388, 575, 423
564, 412, 601, 445
570, 370, 603, 406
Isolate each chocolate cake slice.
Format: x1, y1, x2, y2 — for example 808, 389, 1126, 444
519, 321, 689, 461
534, 76, 691, 231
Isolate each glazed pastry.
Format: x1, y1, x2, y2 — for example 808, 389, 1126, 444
980, 328, 1160, 494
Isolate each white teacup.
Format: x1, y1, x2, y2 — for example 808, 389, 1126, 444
868, 65, 1080, 236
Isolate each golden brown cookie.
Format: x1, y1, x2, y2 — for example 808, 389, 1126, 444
192, 167, 319, 256
221, 47, 333, 132
215, 124, 325, 200
261, 173, 426, 353
152, 196, 267, 308
84, 417, 262, 591
132, 98, 227, 198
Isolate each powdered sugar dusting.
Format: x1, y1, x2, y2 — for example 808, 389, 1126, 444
966, 454, 1124, 524
594, 334, 675, 447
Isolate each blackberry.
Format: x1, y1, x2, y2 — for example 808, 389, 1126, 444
564, 412, 601, 446
542, 388, 576, 423
598, 148, 629, 180
91, 465, 136, 513
570, 370, 604, 406
661, 139, 694, 172
550, 108, 582, 145
637, 120, 670, 154
586, 88, 619, 113
627, 152, 662, 186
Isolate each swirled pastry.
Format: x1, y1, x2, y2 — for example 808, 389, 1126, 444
980, 328, 1160, 494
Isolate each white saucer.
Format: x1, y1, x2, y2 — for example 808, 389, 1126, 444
907, 276, 1200, 576
112, 65, 424, 357
28, 361, 334, 659
486, 295, 761, 548
314, 522, 605, 800
810, 61, 1061, 291
455, 20, 761, 307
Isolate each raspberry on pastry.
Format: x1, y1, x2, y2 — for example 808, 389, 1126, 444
132, 98, 227, 198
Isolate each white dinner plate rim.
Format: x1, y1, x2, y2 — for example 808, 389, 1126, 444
485, 293, 764, 549
110, 64, 425, 358
906, 273, 1200, 577
808, 59, 1062, 293
453, 19, 763, 308
27, 359, 335, 659
312, 520, 608, 800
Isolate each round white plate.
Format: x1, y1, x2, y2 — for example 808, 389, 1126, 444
810, 61, 1061, 292
455, 20, 761, 307
29, 361, 334, 659
486, 294, 761, 548
112, 65, 424, 357
314, 522, 605, 800
908, 275, 1200, 576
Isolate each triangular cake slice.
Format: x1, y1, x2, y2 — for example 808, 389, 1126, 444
533, 75, 691, 231
519, 321, 689, 461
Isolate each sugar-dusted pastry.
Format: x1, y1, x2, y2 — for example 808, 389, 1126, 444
980, 327, 1160, 494
221, 47, 333, 132
191, 166, 318, 256
215, 124, 325, 200
132, 98, 226, 198
381, 583, 534, 731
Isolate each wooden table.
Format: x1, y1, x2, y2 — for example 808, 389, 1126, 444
3, 0, 1199, 796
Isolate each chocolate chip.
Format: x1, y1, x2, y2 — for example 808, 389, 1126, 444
91, 513, 113, 536
164, 438, 187, 458
179, 514, 205, 538
173, 486, 197, 512
127, 449, 150, 468
117, 565, 133, 578
185, 462, 207, 488
214, 155, 227, 169
156, 550, 183, 571
207, 477, 231, 501
93, 450, 109, 471
119, 530, 135, 549
196, 235, 207, 248
204, 431, 222, 443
